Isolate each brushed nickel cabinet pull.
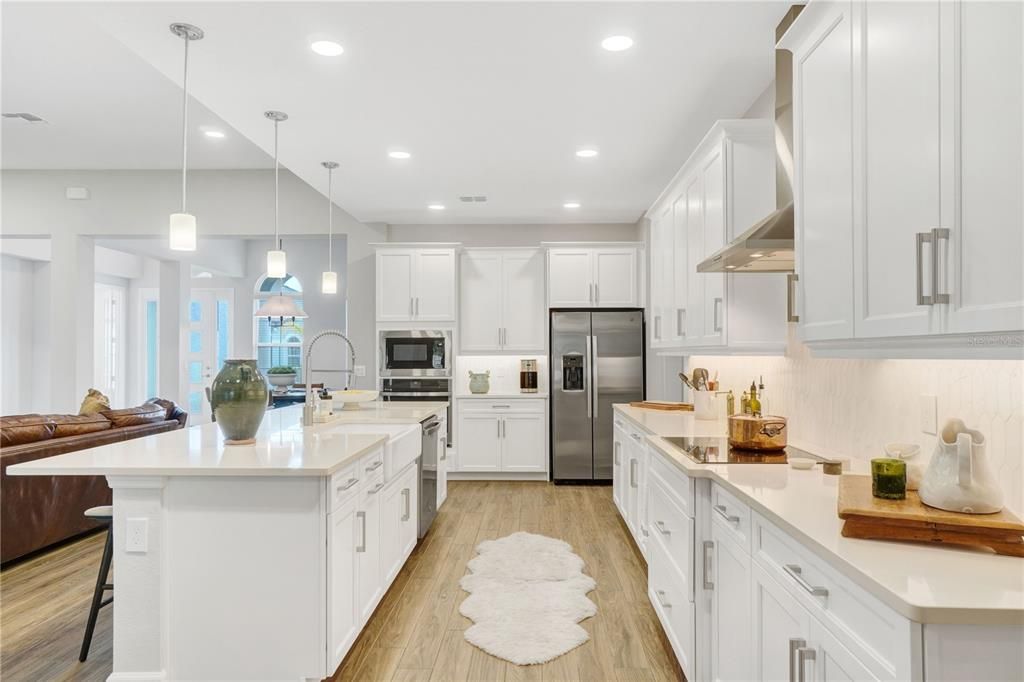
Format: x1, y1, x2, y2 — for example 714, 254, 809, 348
713, 504, 739, 524
916, 232, 934, 305
356, 511, 366, 552
796, 647, 816, 682
703, 540, 714, 590
336, 477, 359, 492
931, 228, 950, 304
402, 488, 410, 521
788, 638, 806, 682
787, 273, 800, 322
783, 564, 829, 597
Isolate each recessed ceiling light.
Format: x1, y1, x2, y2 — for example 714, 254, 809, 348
726, 265, 737, 269
311, 40, 344, 57
751, 253, 763, 258
575, 148, 599, 158
601, 35, 634, 52
388, 150, 411, 160
204, 130, 225, 139
563, 202, 581, 209
428, 203, 445, 210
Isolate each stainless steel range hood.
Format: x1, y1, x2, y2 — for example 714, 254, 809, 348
698, 5, 802, 274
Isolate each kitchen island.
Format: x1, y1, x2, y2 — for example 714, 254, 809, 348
613, 404, 1024, 682
8, 401, 447, 682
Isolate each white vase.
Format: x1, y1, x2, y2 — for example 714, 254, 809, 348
919, 419, 1003, 514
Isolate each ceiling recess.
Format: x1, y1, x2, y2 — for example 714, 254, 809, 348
459, 196, 487, 203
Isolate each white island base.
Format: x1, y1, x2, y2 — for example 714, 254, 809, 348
9, 403, 448, 681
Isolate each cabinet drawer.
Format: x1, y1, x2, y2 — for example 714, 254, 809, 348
647, 526, 695, 678
329, 462, 361, 512
360, 449, 385, 480
648, 448, 694, 517
647, 474, 695, 597
459, 398, 546, 413
710, 482, 751, 550
752, 512, 914, 679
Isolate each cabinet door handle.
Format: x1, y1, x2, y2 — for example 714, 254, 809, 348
713, 297, 723, 332
336, 477, 359, 492
654, 589, 672, 609
916, 231, 934, 305
491, 404, 511, 409
931, 228, 950, 304
415, 297, 420, 316
796, 647, 816, 682
630, 433, 643, 442
365, 460, 383, 472
356, 511, 366, 553
594, 283, 599, 305
783, 564, 829, 597
589, 283, 594, 304
614, 442, 621, 465
410, 297, 414, 316
787, 273, 800, 323
654, 520, 670, 536
702, 540, 714, 590
440, 438, 447, 460
501, 418, 505, 438
654, 316, 661, 340
677, 308, 685, 337
629, 459, 637, 488
402, 488, 410, 521
713, 504, 739, 524
788, 638, 806, 682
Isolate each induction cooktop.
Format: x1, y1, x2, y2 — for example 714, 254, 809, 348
661, 436, 826, 465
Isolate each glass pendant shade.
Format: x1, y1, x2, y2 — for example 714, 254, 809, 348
266, 249, 287, 278
169, 213, 197, 251
254, 294, 308, 319
321, 270, 338, 295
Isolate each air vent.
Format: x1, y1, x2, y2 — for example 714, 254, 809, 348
2, 112, 47, 123
459, 195, 487, 203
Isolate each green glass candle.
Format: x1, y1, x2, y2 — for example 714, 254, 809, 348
871, 458, 907, 500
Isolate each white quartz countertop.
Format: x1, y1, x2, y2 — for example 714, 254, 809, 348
456, 392, 548, 399
7, 402, 447, 478
614, 404, 1024, 626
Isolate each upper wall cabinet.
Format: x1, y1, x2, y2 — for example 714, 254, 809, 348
782, 0, 1023, 357
375, 246, 457, 323
547, 245, 642, 308
648, 120, 787, 355
460, 249, 546, 352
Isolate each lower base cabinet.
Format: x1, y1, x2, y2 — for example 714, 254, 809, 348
381, 464, 419, 585
456, 399, 546, 473
327, 497, 360, 669
709, 521, 751, 682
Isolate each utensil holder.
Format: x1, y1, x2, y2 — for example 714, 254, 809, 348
694, 391, 717, 421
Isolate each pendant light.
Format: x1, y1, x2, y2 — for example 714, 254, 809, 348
254, 292, 308, 321
265, 110, 289, 277
169, 23, 204, 251
321, 161, 340, 294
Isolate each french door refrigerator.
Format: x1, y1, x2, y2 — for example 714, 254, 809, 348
551, 310, 645, 482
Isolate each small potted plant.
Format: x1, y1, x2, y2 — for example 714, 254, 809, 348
267, 366, 297, 391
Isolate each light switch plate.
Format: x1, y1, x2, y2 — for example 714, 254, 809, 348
125, 517, 148, 553
919, 394, 938, 435
353, 365, 366, 377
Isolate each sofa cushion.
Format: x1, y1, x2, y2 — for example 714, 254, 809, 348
0, 415, 57, 447
47, 413, 112, 439
101, 403, 166, 428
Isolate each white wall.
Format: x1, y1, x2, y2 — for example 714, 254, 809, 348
0, 254, 42, 413
387, 222, 640, 246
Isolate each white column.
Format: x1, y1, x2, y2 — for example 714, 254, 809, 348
157, 261, 188, 407
48, 232, 94, 413
106, 475, 168, 682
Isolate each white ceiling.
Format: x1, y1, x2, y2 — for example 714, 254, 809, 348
3, 1, 787, 225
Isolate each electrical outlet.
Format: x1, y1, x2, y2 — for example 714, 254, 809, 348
919, 394, 937, 435
353, 365, 366, 377
126, 517, 148, 553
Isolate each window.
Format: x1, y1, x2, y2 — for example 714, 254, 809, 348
94, 283, 126, 407
253, 274, 304, 377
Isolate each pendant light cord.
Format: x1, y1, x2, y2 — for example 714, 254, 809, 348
180, 34, 190, 213
327, 166, 333, 269
274, 119, 280, 250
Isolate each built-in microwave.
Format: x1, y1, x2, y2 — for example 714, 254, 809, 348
379, 330, 452, 377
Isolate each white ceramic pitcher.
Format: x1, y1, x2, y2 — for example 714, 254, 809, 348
919, 418, 1003, 514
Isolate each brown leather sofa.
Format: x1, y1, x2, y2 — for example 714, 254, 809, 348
1, 398, 187, 565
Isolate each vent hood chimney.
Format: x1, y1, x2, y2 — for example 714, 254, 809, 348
697, 5, 803, 274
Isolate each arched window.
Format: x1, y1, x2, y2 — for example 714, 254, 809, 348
253, 274, 305, 377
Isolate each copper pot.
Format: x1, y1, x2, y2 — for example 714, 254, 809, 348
728, 414, 788, 451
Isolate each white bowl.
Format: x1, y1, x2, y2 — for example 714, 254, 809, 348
330, 389, 379, 410
789, 457, 817, 470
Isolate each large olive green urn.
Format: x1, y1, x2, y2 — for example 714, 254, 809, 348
210, 359, 269, 443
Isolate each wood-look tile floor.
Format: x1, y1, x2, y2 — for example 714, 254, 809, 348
0, 481, 683, 682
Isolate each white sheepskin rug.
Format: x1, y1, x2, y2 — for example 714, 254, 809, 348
459, 531, 597, 665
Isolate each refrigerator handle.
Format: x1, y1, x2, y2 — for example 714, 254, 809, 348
585, 335, 592, 419
591, 335, 599, 420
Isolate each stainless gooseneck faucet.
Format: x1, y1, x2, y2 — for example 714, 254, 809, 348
303, 329, 357, 426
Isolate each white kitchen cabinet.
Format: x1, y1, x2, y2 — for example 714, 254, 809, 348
375, 246, 456, 322
708, 521, 751, 682
456, 399, 546, 473
354, 474, 384, 624
437, 418, 448, 508
751, 560, 810, 682
326, 496, 359, 671
380, 463, 418, 585
547, 245, 641, 308
460, 249, 545, 352
782, 0, 1024, 355
612, 418, 627, 516
646, 120, 786, 355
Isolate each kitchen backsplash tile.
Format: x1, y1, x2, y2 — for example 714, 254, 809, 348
689, 333, 1024, 514
455, 355, 548, 396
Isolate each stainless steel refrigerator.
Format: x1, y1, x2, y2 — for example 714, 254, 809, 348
550, 310, 645, 482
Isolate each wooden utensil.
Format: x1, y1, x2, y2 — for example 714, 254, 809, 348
837, 475, 1024, 557
629, 401, 694, 411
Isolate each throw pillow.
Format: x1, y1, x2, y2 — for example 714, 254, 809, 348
79, 389, 111, 416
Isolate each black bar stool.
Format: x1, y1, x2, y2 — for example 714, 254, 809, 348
80, 505, 113, 662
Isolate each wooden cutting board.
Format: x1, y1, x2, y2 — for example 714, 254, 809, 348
628, 401, 693, 411
837, 475, 1024, 557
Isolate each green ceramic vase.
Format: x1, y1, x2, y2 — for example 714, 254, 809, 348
210, 359, 269, 442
